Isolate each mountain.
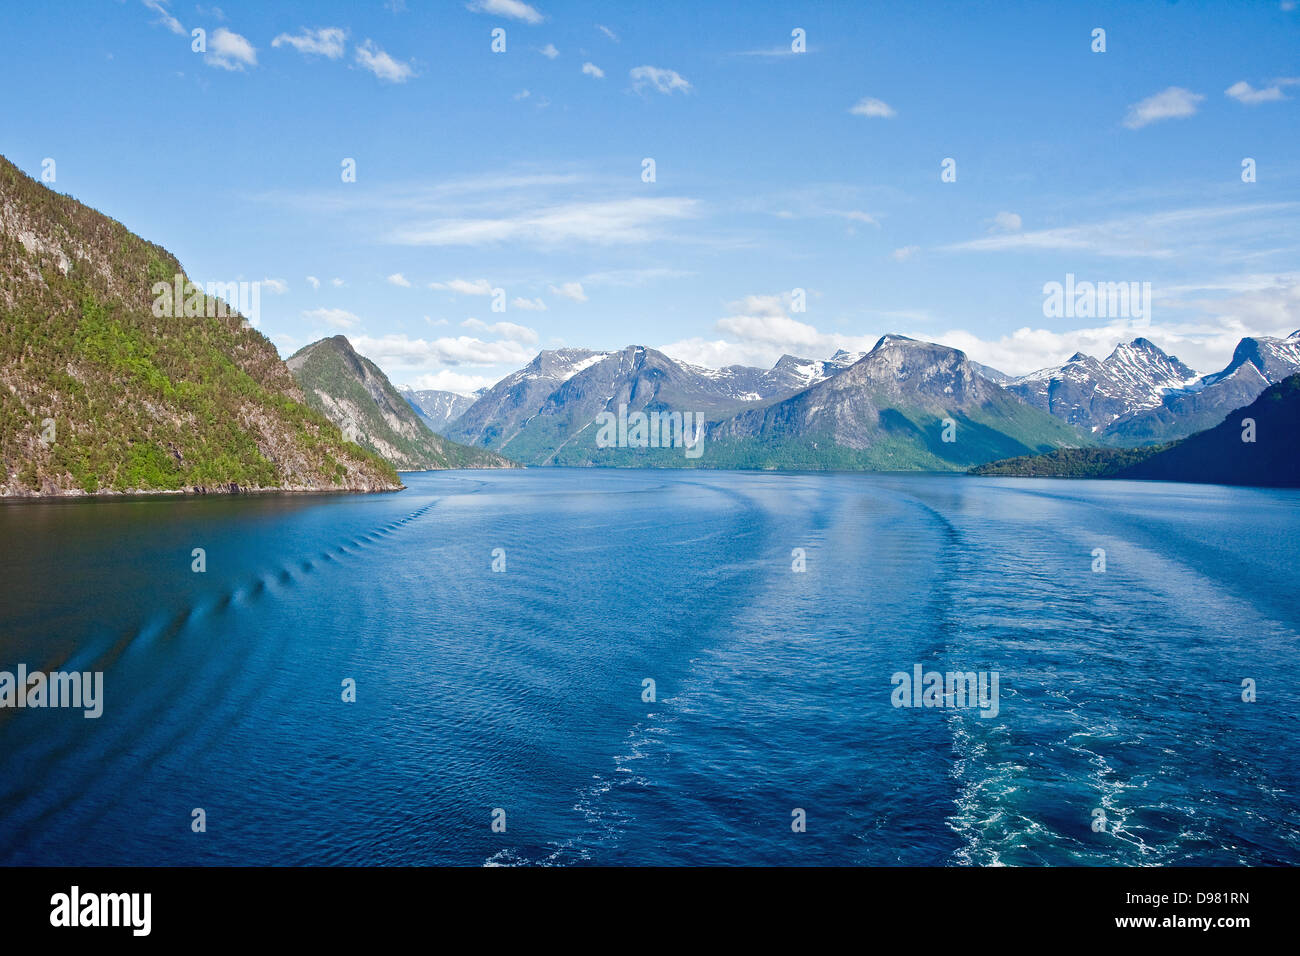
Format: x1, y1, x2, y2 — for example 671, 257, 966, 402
971, 373, 1300, 488
400, 386, 482, 435
446, 345, 847, 465
0, 154, 400, 496
1006, 338, 1198, 435
1104, 332, 1300, 445
703, 335, 1089, 470
970, 360, 1013, 386
287, 336, 513, 470
1008, 333, 1300, 446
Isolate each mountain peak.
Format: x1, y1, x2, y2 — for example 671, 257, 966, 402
871, 333, 919, 351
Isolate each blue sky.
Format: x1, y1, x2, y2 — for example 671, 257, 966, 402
2, 0, 1298, 391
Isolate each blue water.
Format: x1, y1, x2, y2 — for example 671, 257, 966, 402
0, 470, 1297, 865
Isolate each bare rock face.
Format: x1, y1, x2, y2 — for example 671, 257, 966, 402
1007, 334, 1300, 445
287, 335, 515, 471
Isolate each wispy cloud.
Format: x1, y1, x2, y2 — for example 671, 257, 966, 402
430, 278, 495, 295
462, 318, 539, 343
390, 197, 700, 247
387, 273, 412, 287
1123, 86, 1204, 129
849, 97, 896, 118
272, 27, 346, 59
355, 39, 415, 83
512, 297, 547, 311
549, 281, 587, 302
539, 43, 559, 59
141, 0, 185, 36
989, 211, 1022, 232
630, 65, 691, 95
467, 0, 544, 25
582, 61, 604, 79
944, 202, 1300, 259
596, 24, 619, 42
1225, 78, 1299, 104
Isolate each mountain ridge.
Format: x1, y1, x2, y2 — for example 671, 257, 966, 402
288, 335, 514, 471
0, 154, 402, 497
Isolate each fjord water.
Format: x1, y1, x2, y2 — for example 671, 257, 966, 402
1, 470, 1297, 866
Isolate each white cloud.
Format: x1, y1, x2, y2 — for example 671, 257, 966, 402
1225, 79, 1297, 104
400, 369, 499, 393
945, 201, 1299, 259
272, 27, 346, 59
355, 39, 415, 83
849, 97, 896, 118
514, 88, 531, 100
430, 278, 495, 295
205, 28, 257, 71
512, 296, 547, 310
582, 61, 604, 79
387, 273, 412, 287
990, 211, 1022, 232
540, 43, 559, 59
306, 275, 320, 289
467, 0, 544, 24
660, 292, 879, 369
331, 277, 345, 287
391, 197, 699, 246
597, 24, 618, 42
549, 281, 587, 302
261, 277, 289, 294
1123, 86, 1204, 129
461, 318, 539, 343
303, 307, 360, 328
141, 0, 185, 36
352, 333, 535, 368
630, 65, 691, 95
891, 245, 920, 261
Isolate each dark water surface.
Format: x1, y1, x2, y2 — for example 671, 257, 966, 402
0, 470, 1296, 865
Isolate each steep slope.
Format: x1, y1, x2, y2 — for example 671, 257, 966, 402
0, 154, 400, 496
399, 386, 481, 435
447, 345, 844, 465
970, 360, 1013, 386
288, 336, 512, 470
705, 335, 1089, 470
1105, 332, 1300, 445
1116, 373, 1300, 486
972, 373, 1300, 488
1007, 338, 1198, 434
447, 347, 612, 451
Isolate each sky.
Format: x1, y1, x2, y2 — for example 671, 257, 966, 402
1, 0, 1298, 392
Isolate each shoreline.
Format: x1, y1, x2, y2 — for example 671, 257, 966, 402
0, 482, 407, 503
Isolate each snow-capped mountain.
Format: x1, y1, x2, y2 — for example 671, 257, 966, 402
1105, 331, 1300, 444
707, 335, 1084, 469
1006, 332, 1300, 445
1006, 338, 1199, 434
399, 386, 484, 436
445, 345, 857, 464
